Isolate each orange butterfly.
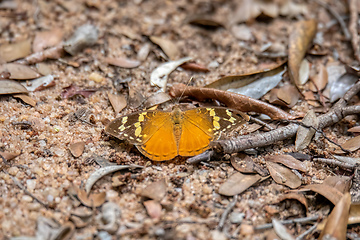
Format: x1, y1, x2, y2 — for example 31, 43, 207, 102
105, 106, 248, 161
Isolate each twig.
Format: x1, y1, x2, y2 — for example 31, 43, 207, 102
211, 81, 360, 154
313, 158, 355, 170
312, 0, 351, 40
2, 169, 49, 209
349, 0, 360, 62
218, 195, 238, 230
249, 116, 274, 131
296, 224, 318, 240
254, 215, 319, 230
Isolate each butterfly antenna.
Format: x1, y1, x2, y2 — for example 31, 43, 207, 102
175, 76, 193, 104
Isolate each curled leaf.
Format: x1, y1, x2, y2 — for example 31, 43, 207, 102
301, 184, 343, 205
288, 19, 317, 88
169, 83, 296, 120
150, 57, 192, 91
105, 57, 141, 69
319, 193, 351, 240
75, 185, 106, 208
20, 75, 55, 92
85, 165, 143, 193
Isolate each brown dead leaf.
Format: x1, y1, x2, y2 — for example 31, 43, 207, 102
0, 39, 32, 62
265, 155, 307, 172
319, 193, 351, 240
310, 64, 328, 92
33, 29, 64, 52
288, 19, 317, 88
12, 94, 37, 107
348, 126, 360, 133
141, 179, 167, 202
187, 14, 224, 28
340, 135, 360, 152
169, 83, 295, 120
144, 200, 162, 220
0, 63, 41, 80
302, 184, 343, 205
276, 84, 301, 107
61, 84, 97, 99
303, 91, 316, 101
266, 161, 301, 189
108, 93, 127, 114
0, 151, 20, 161
206, 61, 286, 91
295, 109, 318, 151
144, 92, 172, 109
149, 36, 180, 60
0, 80, 28, 95
231, 153, 257, 174
349, 203, 360, 224
69, 142, 86, 158
105, 57, 141, 69
74, 185, 106, 207
180, 62, 210, 72
323, 176, 352, 194
277, 192, 308, 211
218, 172, 261, 196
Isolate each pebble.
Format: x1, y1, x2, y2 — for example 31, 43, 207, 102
210, 230, 227, 240
229, 212, 245, 224
22, 195, 33, 202
208, 60, 219, 69
26, 179, 36, 191
7, 166, 19, 176
240, 224, 254, 235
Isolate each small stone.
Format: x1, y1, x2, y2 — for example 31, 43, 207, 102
22, 195, 33, 202
240, 224, 254, 235
8, 166, 19, 176
26, 179, 36, 191
210, 230, 227, 240
208, 60, 219, 69
89, 72, 105, 82
229, 212, 245, 224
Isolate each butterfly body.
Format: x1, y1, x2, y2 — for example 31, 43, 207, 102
105, 106, 248, 161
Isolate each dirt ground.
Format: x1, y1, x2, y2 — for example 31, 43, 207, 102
1, 0, 360, 239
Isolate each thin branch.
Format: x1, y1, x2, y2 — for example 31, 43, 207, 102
218, 195, 238, 230
313, 158, 355, 170
349, 0, 360, 62
296, 224, 318, 240
254, 215, 320, 230
312, 0, 351, 40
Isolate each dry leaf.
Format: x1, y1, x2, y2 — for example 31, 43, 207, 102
272, 219, 295, 240
0, 63, 40, 80
266, 161, 301, 189
105, 57, 141, 69
0, 80, 28, 95
144, 200, 162, 220
206, 62, 286, 92
149, 36, 180, 60
348, 126, 360, 133
75, 185, 106, 207
276, 84, 301, 107
218, 172, 261, 196
144, 92, 172, 109
33, 29, 64, 52
310, 64, 328, 91
231, 153, 257, 174
302, 184, 343, 205
288, 19, 317, 88
0, 39, 32, 62
330, 73, 358, 103
21, 75, 55, 92
108, 93, 127, 114
349, 203, 360, 224
340, 135, 360, 152
187, 14, 224, 28
61, 84, 97, 99
69, 142, 86, 158
277, 193, 308, 211
169, 83, 295, 120
150, 57, 192, 91
319, 193, 351, 240
137, 43, 151, 61
295, 109, 318, 151
141, 178, 167, 202
265, 155, 307, 172
63, 24, 98, 56
85, 165, 143, 193
12, 94, 37, 107
180, 62, 210, 72
0, 151, 20, 161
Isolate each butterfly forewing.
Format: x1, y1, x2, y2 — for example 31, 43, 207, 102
105, 110, 171, 145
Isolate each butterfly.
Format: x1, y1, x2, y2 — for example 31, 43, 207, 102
105, 106, 249, 161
